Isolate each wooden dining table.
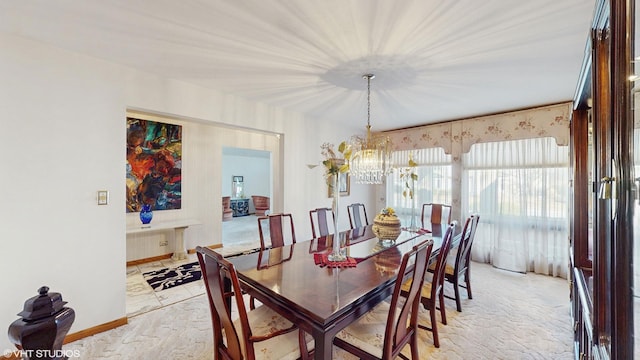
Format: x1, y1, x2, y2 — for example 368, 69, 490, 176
226, 224, 452, 360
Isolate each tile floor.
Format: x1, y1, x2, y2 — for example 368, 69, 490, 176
126, 214, 261, 317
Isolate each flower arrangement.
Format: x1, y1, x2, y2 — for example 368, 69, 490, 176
399, 154, 418, 199
379, 207, 396, 217
321, 141, 351, 182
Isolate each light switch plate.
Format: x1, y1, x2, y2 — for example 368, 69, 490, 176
97, 190, 109, 205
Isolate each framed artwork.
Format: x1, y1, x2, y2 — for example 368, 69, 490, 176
327, 171, 350, 197
126, 117, 182, 212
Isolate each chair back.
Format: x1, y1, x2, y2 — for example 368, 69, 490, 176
464, 214, 480, 268
430, 222, 457, 300
196, 246, 252, 360
421, 203, 452, 232
452, 215, 475, 277
309, 207, 335, 238
347, 203, 369, 229
258, 213, 296, 249
382, 239, 433, 359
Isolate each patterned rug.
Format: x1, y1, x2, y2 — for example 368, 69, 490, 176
143, 262, 201, 292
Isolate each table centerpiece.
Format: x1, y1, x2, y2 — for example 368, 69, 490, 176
372, 207, 402, 247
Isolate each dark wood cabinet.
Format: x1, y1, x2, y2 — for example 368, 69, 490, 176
570, 1, 635, 359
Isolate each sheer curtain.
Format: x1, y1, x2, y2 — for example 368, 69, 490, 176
386, 148, 452, 226
462, 137, 569, 277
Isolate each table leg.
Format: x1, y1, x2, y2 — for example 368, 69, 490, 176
314, 332, 333, 360
172, 226, 188, 260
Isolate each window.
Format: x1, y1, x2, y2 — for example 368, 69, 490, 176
386, 148, 452, 225
462, 137, 569, 277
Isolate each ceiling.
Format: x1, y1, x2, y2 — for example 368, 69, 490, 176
0, 0, 595, 131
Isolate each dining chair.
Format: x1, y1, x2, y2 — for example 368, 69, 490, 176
443, 214, 480, 312
252, 195, 270, 216
420, 203, 452, 233
347, 203, 369, 229
401, 221, 456, 348
222, 196, 234, 221
334, 239, 434, 359
257, 213, 296, 250
309, 207, 335, 238
196, 246, 313, 360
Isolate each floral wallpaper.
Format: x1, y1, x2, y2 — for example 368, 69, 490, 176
384, 102, 571, 156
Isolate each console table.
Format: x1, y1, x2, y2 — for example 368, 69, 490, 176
230, 198, 249, 217
126, 219, 200, 260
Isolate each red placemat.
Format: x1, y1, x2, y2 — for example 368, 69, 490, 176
313, 253, 357, 268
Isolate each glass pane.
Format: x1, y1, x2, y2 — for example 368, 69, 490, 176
588, 112, 594, 263
633, 2, 639, 355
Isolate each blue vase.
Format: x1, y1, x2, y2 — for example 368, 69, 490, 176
140, 204, 153, 224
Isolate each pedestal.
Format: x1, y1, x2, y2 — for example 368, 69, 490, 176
171, 226, 188, 260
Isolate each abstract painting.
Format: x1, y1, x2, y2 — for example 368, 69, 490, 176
126, 117, 182, 212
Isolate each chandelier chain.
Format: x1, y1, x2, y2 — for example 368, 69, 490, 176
367, 75, 371, 128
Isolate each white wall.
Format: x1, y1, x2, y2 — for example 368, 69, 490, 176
0, 33, 374, 351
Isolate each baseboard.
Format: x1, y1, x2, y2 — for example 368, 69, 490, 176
64, 317, 128, 344
128, 245, 222, 262
126, 253, 172, 266
187, 243, 222, 254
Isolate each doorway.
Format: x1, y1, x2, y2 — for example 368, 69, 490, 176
221, 147, 271, 251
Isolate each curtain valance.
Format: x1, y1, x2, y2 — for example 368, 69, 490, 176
384, 102, 571, 155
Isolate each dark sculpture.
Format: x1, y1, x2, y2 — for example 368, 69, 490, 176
8, 286, 76, 360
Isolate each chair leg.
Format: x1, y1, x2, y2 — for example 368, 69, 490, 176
299, 330, 310, 360
439, 291, 447, 325
465, 269, 473, 300
453, 277, 462, 312
430, 306, 440, 348
410, 333, 419, 359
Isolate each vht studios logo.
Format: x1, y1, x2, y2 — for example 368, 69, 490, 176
3, 349, 81, 358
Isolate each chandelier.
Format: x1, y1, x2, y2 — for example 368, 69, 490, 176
349, 74, 393, 184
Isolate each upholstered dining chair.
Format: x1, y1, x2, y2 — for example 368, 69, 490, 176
252, 195, 270, 216
401, 221, 456, 348
442, 214, 480, 312
333, 239, 434, 360
257, 213, 296, 250
421, 203, 452, 233
222, 196, 234, 221
196, 246, 313, 360
309, 207, 335, 238
347, 203, 369, 229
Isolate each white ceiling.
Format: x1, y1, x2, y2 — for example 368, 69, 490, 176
0, 0, 595, 131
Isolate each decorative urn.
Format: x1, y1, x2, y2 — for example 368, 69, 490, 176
372, 207, 402, 244
8, 286, 75, 360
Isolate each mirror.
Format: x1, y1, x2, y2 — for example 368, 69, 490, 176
232, 175, 244, 198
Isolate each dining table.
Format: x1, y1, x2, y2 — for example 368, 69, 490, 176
225, 224, 456, 360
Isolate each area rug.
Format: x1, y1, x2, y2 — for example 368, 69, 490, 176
67, 262, 578, 359
143, 262, 201, 292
